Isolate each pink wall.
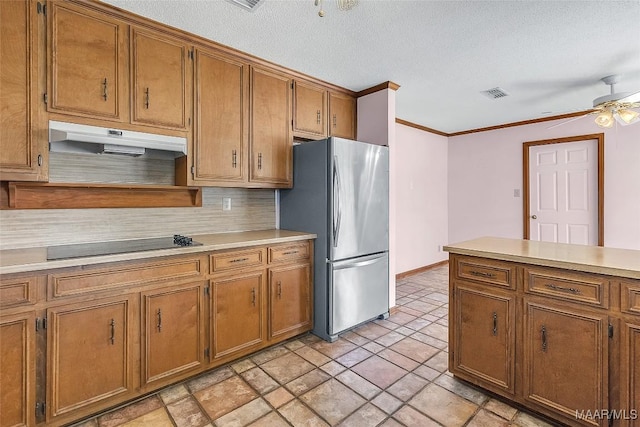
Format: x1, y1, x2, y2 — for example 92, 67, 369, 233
448, 118, 640, 250
395, 124, 449, 273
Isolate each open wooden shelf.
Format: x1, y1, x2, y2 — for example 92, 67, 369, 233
1, 182, 202, 209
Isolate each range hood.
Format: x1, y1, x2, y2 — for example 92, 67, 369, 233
49, 120, 187, 157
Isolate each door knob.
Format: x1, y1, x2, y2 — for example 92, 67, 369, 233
531, 215, 537, 219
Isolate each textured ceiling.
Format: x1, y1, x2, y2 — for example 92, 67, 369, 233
102, 0, 640, 134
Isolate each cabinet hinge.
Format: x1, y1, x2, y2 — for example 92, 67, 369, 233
608, 323, 614, 339
35, 317, 47, 331
37, 2, 46, 15
204, 285, 210, 296
35, 401, 46, 416
189, 49, 194, 60
190, 166, 195, 176
204, 347, 210, 358
43, 93, 48, 104
290, 82, 294, 89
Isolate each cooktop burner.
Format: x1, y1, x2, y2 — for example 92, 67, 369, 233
46, 235, 202, 260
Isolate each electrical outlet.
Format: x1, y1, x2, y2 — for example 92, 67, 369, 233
222, 197, 231, 211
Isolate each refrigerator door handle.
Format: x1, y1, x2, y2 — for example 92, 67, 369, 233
332, 157, 342, 248
332, 253, 386, 270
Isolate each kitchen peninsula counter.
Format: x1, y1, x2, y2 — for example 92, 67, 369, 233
0, 229, 316, 275
445, 237, 640, 427
444, 236, 640, 279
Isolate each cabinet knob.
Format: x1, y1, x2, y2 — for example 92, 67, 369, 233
531, 215, 537, 219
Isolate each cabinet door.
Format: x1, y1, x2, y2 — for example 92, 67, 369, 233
269, 263, 312, 340
131, 28, 188, 129
212, 271, 265, 358
524, 301, 608, 426
0, 0, 46, 181
328, 92, 356, 139
293, 81, 327, 139
250, 66, 292, 187
193, 48, 248, 184
48, 1, 126, 120
0, 312, 35, 427
141, 282, 206, 387
621, 320, 640, 427
452, 283, 515, 394
47, 297, 134, 419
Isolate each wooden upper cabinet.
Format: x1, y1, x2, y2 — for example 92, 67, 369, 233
131, 28, 189, 130
250, 66, 292, 188
293, 80, 327, 140
328, 91, 356, 139
1, 0, 47, 181
48, 1, 126, 121
192, 48, 248, 185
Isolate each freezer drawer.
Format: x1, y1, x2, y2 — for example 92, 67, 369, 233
329, 252, 389, 336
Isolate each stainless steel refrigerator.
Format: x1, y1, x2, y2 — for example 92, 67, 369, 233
280, 137, 389, 342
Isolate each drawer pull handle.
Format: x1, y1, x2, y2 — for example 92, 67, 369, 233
251, 288, 256, 306
232, 149, 237, 168
157, 308, 162, 332
541, 325, 547, 352
277, 281, 282, 299
144, 87, 150, 109
545, 283, 580, 294
282, 251, 299, 256
109, 319, 115, 345
257, 152, 262, 170
470, 270, 496, 278
492, 312, 497, 336
230, 258, 249, 263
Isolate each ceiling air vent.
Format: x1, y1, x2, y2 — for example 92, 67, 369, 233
481, 87, 509, 99
225, 0, 266, 11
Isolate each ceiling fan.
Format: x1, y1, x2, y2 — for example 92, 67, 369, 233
550, 75, 640, 129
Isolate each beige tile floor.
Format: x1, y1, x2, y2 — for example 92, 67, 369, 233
72, 265, 556, 427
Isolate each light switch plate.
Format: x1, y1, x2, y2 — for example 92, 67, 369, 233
222, 197, 232, 211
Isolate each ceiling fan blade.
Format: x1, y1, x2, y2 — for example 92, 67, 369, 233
546, 113, 589, 129
618, 90, 640, 103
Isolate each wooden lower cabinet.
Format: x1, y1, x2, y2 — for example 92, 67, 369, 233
212, 270, 265, 359
448, 254, 634, 427
141, 281, 206, 387
523, 300, 608, 426
0, 311, 35, 427
0, 241, 314, 426
269, 263, 312, 340
46, 296, 135, 421
451, 283, 515, 395
620, 320, 640, 426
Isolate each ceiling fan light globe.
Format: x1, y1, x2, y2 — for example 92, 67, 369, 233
617, 108, 639, 124
594, 111, 614, 128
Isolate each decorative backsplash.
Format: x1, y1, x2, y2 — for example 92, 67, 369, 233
0, 153, 276, 250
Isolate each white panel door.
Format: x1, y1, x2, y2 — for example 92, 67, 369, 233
529, 139, 598, 245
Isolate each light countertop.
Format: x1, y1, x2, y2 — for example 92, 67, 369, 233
444, 237, 640, 280
0, 229, 316, 275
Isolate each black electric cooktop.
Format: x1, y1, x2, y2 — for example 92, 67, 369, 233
46, 235, 202, 260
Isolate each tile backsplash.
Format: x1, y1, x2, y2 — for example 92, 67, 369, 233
0, 153, 276, 250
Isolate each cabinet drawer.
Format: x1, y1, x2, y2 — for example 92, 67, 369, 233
0, 276, 38, 308
621, 280, 640, 316
268, 242, 310, 264
49, 256, 204, 299
455, 256, 516, 290
210, 248, 265, 274
523, 267, 608, 308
